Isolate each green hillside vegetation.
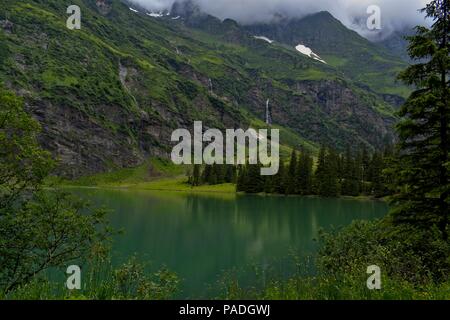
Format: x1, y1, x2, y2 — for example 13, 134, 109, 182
1, 0, 448, 300
1, 0, 401, 178
63, 158, 185, 186
236, 145, 390, 198
245, 11, 410, 99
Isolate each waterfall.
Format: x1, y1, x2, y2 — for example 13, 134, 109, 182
265, 99, 272, 125
208, 78, 213, 95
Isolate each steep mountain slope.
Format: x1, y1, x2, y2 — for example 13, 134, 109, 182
0, 0, 399, 178
244, 11, 410, 104
375, 29, 415, 63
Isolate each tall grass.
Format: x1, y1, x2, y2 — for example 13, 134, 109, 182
1, 256, 179, 300
217, 273, 450, 300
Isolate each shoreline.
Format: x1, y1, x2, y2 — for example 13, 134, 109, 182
59, 180, 388, 202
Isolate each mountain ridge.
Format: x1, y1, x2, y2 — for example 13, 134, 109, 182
0, 0, 403, 178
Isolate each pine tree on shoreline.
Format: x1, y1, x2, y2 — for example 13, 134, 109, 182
389, 0, 449, 241
192, 146, 390, 199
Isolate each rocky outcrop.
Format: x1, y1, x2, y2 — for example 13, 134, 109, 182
96, 0, 112, 15
0, 0, 400, 178
0, 20, 13, 33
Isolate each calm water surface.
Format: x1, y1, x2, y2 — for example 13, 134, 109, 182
73, 189, 388, 298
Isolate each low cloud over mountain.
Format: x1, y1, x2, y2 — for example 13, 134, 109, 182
129, 0, 431, 38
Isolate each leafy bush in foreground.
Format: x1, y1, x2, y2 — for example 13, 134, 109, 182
318, 220, 450, 284
1, 257, 179, 300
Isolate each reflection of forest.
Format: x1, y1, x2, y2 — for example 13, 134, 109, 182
186, 195, 386, 255
73, 189, 388, 298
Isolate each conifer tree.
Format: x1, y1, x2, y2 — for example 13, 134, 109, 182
214, 164, 226, 184
354, 149, 364, 194
192, 164, 201, 186
274, 161, 286, 194
325, 148, 340, 197
315, 147, 339, 197
390, 0, 449, 240
370, 152, 386, 198
361, 144, 371, 183
314, 146, 326, 195
225, 165, 236, 183
246, 164, 264, 193
286, 150, 298, 194
202, 165, 212, 185
341, 146, 353, 196
297, 149, 313, 195
264, 173, 274, 194
236, 165, 247, 192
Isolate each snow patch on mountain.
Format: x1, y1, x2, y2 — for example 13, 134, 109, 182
147, 12, 164, 18
254, 36, 274, 44
295, 44, 327, 64
129, 8, 139, 13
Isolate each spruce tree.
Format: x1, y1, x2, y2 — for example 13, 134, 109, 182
225, 165, 236, 183
192, 164, 201, 186
202, 165, 212, 185
390, 0, 449, 240
361, 144, 371, 184
341, 146, 353, 196
274, 161, 286, 194
354, 149, 363, 195
236, 165, 247, 192
264, 173, 274, 194
325, 148, 340, 197
297, 149, 313, 195
315, 147, 339, 197
246, 164, 264, 193
314, 146, 326, 195
286, 150, 298, 194
212, 164, 225, 184
371, 152, 386, 198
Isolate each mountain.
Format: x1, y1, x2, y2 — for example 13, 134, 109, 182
0, 0, 403, 178
375, 29, 416, 63
244, 11, 410, 104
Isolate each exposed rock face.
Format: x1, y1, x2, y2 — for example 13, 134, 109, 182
293, 81, 395, 147
382, 94, 405, 108
0, 1, 400, 179
238, 79, 396, 150
20, 61, 248, 178
0, 20, 13, 33
27, 100, 146, 178
96, 0, 112, 15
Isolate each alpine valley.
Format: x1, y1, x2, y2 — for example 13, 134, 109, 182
0, 0, 410, 178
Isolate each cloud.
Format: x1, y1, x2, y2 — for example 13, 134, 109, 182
129, 0, 431, 37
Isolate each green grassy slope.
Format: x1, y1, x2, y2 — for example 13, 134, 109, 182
0, 0, 399, 178
245, 11, 410, 99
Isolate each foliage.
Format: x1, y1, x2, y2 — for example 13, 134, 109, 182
67, 158, 185, 187
0, 87, 112, 293
0, 89, 53, 207
217, 220, 449, 300
189, 164, 237, 187
388, 0, 450, 241
237, 146, 389, 198
111, 257, 179, 300
307, 0, 450, 293
218, 272, 450, 300
1, 257, 179, 300
0, 0, 403, 180
318, 220, 450, 284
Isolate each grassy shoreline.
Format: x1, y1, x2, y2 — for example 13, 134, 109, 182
61, 177, 237, 194
54, 158, 387, 201
60, 176, 387, 202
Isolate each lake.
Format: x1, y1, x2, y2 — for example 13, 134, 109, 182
73, 188, 389, 298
